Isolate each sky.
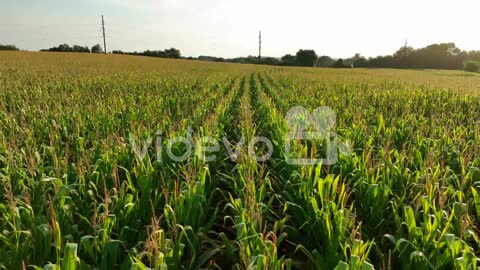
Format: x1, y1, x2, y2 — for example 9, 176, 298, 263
0, 0, 479, 58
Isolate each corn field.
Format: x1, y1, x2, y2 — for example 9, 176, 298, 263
0, 52, 479, 269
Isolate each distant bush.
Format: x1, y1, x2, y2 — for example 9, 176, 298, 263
464, 61, 479, 73
332, 59, 347, 68
112, 48, 182, 59
41, 44, 90, 53
0, 44, 19, 51
91, 44, 103, 54
317, 55, 335, 67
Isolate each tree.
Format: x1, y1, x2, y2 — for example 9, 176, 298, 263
464, 61, 479, 73
109, 48, 184, 59
72, 45, 90, 53
367, 55, 394, 68
296, 49, 318, 67
41, 44, 91, 53
164, 48, 181, 58
281, 54, 296, 66
0, 44, 19, 51
317, 56, 334, 67
468, 51, 480, 62
412, 43, 463, 69
58, 44, 70, 52
91, 44, 103, 54
352, 53, 369, 68
332, 59, 346, 68
394, 46, 415, 58
262, 57, 280, 65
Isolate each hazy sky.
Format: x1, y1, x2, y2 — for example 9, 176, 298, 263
1, 0, 479, 58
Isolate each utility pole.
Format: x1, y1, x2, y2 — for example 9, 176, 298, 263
102, 15, 107, 54
404, 37, 408, 48
258, 31, 262, 64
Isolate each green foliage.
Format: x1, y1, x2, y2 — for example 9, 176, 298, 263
367, 43, 473, 70
295, 49, 318, 67
464, 61, 479, 73
112, 48, 182, 59
164, 48, 181, 58
0, 52, 479, 269
333, 59, 347, 68
0, 44, 19, 51
317, 55, 335, 67
41, 44, 91, 53
91, 44, 103, 54
281, 54, 296, 66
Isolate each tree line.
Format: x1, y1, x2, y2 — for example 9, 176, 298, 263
2, 42, 479, 72
112, 48, 181, 59
282, 43, 480, 72
40, 44, 104, 53
195, 43, 480, 72
357, 43, 480, 71
0, 43, 182, 59
0, 44, 20, 51
38, 44, 182, 59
